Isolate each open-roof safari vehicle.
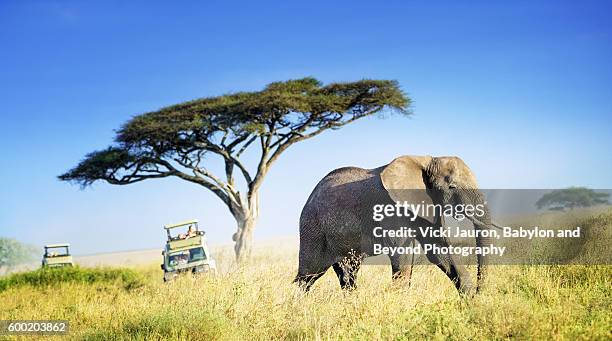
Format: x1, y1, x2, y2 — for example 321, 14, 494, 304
42, 243, 73, 267
161, 219, 216, 282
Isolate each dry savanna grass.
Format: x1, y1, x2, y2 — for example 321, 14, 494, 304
1, 210, 611, 340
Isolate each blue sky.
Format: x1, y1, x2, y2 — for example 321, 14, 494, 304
1, 1, 611, 254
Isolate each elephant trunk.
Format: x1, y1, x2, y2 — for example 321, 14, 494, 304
473, 206, 493, 292
459, 190, 493, 292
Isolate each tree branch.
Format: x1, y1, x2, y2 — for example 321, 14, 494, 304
248, 135, 271, 196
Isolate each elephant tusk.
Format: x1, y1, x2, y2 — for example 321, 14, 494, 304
490, 222, 504, 230
470, 217, 504, 230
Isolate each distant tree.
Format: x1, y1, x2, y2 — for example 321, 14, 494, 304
59, 77, 410, 262
0, 238, 37, 274
536, 187, 610, 211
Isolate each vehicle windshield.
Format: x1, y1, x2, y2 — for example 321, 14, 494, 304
45, 247, 69, 257
168, 247, 206, 266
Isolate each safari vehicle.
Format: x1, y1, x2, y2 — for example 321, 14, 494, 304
161, 219, 216, 282
42, 243, 73, 267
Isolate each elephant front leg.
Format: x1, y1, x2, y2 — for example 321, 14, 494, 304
417, 234, 474, 295
389, 249, 415, 287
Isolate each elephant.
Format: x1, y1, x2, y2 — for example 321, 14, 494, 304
294, 155, 494, 294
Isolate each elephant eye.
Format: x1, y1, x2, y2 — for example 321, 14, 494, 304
444, 175, 452, 183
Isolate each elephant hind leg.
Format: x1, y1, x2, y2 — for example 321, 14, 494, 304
333, 254, 362, 291
294, 236, 333, 291
332, 263, 358, 290
332, 263, 347, 288
294, 272, 326, 292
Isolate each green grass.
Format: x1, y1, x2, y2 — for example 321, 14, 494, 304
0, 266, 144, 292
0, 209, 610, 340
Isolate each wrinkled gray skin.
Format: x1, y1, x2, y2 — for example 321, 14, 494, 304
294, 155, 493, 295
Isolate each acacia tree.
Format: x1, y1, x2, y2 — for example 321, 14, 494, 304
536, 187, 610, 211
0, 238, 37, 274
59, 77, 409, 261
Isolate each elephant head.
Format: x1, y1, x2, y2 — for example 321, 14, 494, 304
380, 155, 493, 291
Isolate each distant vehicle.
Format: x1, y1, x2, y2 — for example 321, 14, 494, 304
161, 219, 216, 282
42, 243, 73, 267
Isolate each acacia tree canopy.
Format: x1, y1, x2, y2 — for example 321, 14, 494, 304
0, 238, 36, 272
536, 187, 610, 210
59, 77, 410, 260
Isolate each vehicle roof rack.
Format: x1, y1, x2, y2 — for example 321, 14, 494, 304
45, 243, 70, 248
164, 219, 199, 230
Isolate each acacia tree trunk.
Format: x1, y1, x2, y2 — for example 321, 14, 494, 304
231, 191, 259, 263
233, 215, 257, 262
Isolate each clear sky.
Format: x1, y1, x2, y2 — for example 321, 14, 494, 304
1, 1, 611, 254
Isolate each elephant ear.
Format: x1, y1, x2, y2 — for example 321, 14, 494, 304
380, 156, 437, 223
